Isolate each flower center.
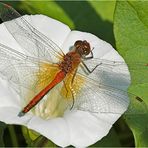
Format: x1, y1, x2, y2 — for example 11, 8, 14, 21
32, 84, 69, 119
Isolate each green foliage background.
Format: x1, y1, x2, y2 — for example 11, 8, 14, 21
114, 1, 148, 147
0, 0, 147, 147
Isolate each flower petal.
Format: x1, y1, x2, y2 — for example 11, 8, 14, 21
0, 23, 23, 52
62, 30, 130, 92
0, 78, 33, 125
0, 78, 20, 108
101, 49, 130, 89
0, 15, 71, 54
61, 31, 130, 146
64, 110, 113, 147
0, 106, 32, 125
62, 30, 114, 58
0, 14, 71, 124
0, 15, 130, 147
27, 116, 70, 147
25, 15, 71, 49
27, 110, 121, 147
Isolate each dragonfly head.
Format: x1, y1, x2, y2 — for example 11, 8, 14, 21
74, 40, 91, 57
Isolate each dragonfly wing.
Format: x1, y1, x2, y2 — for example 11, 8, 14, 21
83, 57, 148, 72
81, 58, 148, 87
0, 3, 64, 62
62, 69, 147, 115
73, 74, 148, 115
0, 43, 59, 95
79, 60, 130, 91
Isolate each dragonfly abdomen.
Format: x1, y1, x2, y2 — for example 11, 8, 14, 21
18, 70, 66, 117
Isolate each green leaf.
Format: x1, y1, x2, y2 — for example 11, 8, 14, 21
18, 1, 74, 29
7, 125, 19, 147
92, 127, 121, 147
22, 126, 38, 145
12, 1, 115, 46
0, 122, 6, 147
114, 1, 148, 147
29, 135, 56, 147
89, 1, 116, 22
22, 126, 56, 147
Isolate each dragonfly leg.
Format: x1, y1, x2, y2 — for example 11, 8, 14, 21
69, 85, 75, 110
63, 79, 75, 110
70, 85, 75, 110
82, 60, 102, 73
69, 69, 78, 109
63, 80, 69, 97
71, 68, 78, 85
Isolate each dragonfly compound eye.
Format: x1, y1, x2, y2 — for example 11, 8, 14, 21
74, 40, 83, 48
82, 41, 91, 55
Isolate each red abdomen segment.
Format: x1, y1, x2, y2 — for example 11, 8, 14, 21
18, 71, 66, 117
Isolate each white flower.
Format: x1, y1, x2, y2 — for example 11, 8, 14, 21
0, 15, 130, 147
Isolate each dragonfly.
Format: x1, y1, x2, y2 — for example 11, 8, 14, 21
0, 3, 147, 119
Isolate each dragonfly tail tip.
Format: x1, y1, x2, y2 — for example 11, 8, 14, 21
18, 111, 25, 117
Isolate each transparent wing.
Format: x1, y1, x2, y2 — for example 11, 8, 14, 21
80, 58, 148, 86
0, 2, 64, 62
0, 43, 59, 96
83, 58, 148, 71
25, 66, 147, 119
71, 73, 148, 115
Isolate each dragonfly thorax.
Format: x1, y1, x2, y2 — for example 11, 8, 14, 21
59, 52, 81, 73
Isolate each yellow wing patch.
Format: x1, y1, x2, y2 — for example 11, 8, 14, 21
61, 71, 85, 100
24, 62, 60, 107
24, 62, 85, 119
35, 62, 60, 91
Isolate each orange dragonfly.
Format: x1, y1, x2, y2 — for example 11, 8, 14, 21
0, 3, 147, 118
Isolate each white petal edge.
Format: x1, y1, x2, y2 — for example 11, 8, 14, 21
64, 110, 116, 147
0, 107, 32, 125
0, 79, 33, 125
27, 15, 71, 49
62, 30, 115, 58
0, 14, 71, 54
27, 115, 70, 147
0, 78, 20, 108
